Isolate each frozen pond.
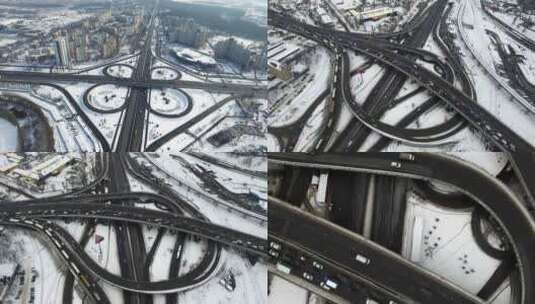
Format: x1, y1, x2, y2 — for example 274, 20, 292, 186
0, 117, 18, 151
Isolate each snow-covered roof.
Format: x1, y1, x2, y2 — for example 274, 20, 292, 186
172, 47, 217, 66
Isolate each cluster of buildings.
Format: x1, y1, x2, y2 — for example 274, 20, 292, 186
309, 0, 336, 27
23, 28, 119, 67
0, 6, 145, 67
212, 38, 267, 71
168, 18, 209, 48
163, 16, 267, 72
11, 155, 75, 184
171, 36, 267, 72
485, 0, 535, 27
268, 40, 314, 81
346, 6, 397, 23
0, 154, 75, 185
0, 153, 24, 173
50, 9, 144, 67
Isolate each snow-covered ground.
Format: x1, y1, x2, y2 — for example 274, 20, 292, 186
269, 45, 332, 128
402, 192, 510, 303
268, 276, 308, 304
146, 90, 227, 146
266, 133, 281, 152
293, 98, 328, 152
454, 0, 535, 147
62, 82, 125, 149
151, 67, 180, 80
151, 93, 266, 153
0, 228, 64, 304
150, 89, 190, 115
105, 65, 133, 78
140, 154, 267, 231
86, 85, 128, 112
178, 248, 266, 304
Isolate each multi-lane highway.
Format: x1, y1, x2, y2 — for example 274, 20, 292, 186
0, 70, 264, 95
268, 152, 535, 304
270, 2, 471, 154
0, 152, 267, 303
115, 1, 159, 152
0, 202, 266, 256
0, 0, 265, 154
329, 0, 467, 151
269, 9, 535, 209
269, 196, 483, 304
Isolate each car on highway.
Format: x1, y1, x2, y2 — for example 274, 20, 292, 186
276, 262, 292, 274
325, 278, 339, 289
312, 261, 324, 270
399, 153, 415, 161
302, 272, 313, 281
269, 249, 280, 258
390, 161, 402, 168
355, 254, 371, 265
320, 277, 338, 290
270, 241, 281, 250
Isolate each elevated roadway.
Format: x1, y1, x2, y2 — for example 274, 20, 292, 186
268, 152, 535, 304
269, 196, 483, 304
269, 11, 535, 207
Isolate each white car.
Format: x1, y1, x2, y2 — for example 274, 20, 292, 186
312, 261, 324, 270
270, 241, 281, 250
390, 161, 402, 168
355, 254, 371, 265
276, 263, 291, 274
324, 278, 339, 290
302, 272, 313, 281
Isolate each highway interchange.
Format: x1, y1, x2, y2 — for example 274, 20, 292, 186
267, 152, 535, 304
268, 0, 535, 213
0, 153, 267, 304
0, 0, 266, 153
2, 0, 535, 303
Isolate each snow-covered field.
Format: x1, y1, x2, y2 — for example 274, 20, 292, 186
150, 89, 190, 115
105, 65, 133, 78
151, 67, 180, 80
86, 84, 128, 112
402, 192, 510, 303
268, 276, 308, 304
